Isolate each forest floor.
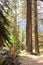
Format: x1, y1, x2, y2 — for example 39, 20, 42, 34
19, 50, 43, 65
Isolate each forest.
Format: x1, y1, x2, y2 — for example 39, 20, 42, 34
0, 0, 43, 65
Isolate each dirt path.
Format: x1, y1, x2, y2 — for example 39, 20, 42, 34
19, 51, 43, 65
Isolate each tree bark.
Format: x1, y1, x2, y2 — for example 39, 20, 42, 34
13, 3, 18, 39
26, 0, 32, 53
34, 0, 39, 54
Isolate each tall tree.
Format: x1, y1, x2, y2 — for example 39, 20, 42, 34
13, 2, 18, 39
34, 0, 39, 54
26, 0, 32, 53
10, 0, 18, 39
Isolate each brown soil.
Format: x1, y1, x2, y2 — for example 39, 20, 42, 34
19, 51, 43, 65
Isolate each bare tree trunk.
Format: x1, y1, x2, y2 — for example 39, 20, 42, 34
13, 3, 18, 39
34, 0, 39, 54
26, 0, 32, 53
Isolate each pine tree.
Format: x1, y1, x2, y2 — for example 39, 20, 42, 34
34, 0, 39, 54
26, 0, 32, 53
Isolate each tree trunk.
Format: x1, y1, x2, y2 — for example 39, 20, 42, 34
13, 3, 18, 39
34, 0, 39, 54
26, 0, 32, 53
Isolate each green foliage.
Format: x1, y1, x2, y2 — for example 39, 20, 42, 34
0, 0, 11, 47
10, 33, 21, 50
3, 33, 21, 51
3, 41, 11, 50
10, 33, 16, 43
